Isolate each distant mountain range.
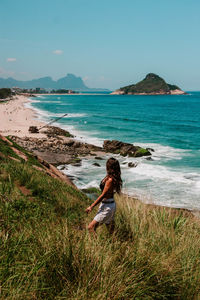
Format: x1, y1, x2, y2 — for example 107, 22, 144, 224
0, 73, 109, 91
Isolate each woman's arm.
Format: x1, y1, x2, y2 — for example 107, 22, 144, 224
85, 177, 113, 213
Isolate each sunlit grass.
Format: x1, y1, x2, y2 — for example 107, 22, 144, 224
0, 138, 200, 299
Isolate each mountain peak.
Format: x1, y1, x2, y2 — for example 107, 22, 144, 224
66, 73, 77, 78
0, 74, 109, 91
145, 73, 161, 80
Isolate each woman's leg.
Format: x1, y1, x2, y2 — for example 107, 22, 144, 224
106, 221, 115, 234
88, 219, 99, 234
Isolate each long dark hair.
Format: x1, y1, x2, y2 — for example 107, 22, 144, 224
106, 157, 122, 193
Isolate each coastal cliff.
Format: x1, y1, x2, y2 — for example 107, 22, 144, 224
111, 73, 186, 95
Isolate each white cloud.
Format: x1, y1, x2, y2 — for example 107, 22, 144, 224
53, 50, 63, 55
7, 58, 17, 62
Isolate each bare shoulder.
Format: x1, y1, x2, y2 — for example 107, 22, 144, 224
106, 176, 113, 184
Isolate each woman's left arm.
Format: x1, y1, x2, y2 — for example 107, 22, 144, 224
85, 178, 113, 213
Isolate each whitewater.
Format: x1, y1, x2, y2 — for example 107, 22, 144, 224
29, 92, 200, 210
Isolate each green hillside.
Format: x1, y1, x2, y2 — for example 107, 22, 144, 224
120, 73, 181, 94
0, 135, 200, 299
0, 88, 12, 99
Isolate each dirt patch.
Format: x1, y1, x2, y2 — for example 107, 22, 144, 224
8, 156, 21, 162
0, 135, 13, 146
11, 147, 28, 161
18, 185, 32, 196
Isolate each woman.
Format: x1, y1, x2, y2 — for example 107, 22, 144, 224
86, 157, 122, 234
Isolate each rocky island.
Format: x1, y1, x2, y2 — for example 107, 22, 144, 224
111, 73, 186, 95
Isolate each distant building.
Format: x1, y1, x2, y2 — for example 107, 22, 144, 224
35, 87, 47, 94
68, 90, 74, 94
12, 87, 23, 93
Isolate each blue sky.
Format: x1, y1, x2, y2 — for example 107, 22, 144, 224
0, 0, 200, 90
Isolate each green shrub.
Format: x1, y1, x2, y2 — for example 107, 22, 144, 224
134, 148, 151, 157
0, 88, 12, 99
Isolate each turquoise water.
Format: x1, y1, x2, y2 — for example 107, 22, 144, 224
30, 92, 200, 210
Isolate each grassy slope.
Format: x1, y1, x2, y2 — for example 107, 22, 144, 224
0, 137, 200, 299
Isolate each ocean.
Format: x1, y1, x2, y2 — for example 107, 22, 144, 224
29, 92, 200, 210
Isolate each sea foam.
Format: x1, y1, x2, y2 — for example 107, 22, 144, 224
28, 94, 200, 210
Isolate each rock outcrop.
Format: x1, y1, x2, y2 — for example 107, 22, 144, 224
11, 135, 153, 165
42, 126, 74, 138
0, 134, 76, 188
11, 136, 103, 165
103, 140, 152, 157
8, 122, 154, 166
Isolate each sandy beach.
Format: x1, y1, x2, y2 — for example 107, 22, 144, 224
0, 95, 46, 138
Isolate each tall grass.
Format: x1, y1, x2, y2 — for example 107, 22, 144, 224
1, 147, 200, 299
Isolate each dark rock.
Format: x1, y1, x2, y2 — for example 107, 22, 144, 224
103, 140, 152, 157
128, 162, 138, 168
63, 140, 74, 147
146, 148, 154, 152
103, 140, 124, 152
145, 157, 154, 161
29, 126, 39, 133
60, 165, 66, 170
72, 162, 82, 167
43, 126, 74, 138
95, 156, 104, 160
93, 162, 101, 167
70, 158, 82, 167
66, 174, 76, 181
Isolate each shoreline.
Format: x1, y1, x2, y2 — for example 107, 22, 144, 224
22, 93, 108, 96
0, 94, 107, 161
111, 89, 186, 95
1, 95, 199, 214
0, 95, 46, 138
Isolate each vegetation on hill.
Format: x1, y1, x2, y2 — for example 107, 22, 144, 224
120, 73, 182, 94
50, 89, 76, 94
0, 136, 200, 299
0, 88, 12, 99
